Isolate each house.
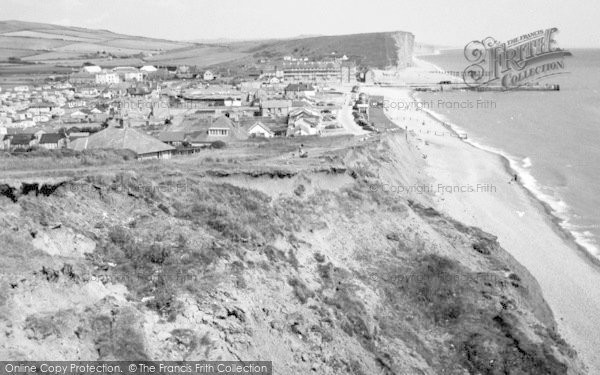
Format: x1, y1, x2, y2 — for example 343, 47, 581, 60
208, 116, 234, 137
183, 116, 247, 147
247, 122, 274, 138
38, 133, 67, 150
203, 71, 215, 81
9, 134, 36, 150
284, 83, 316, 98
287, 107, 323, 137
69, 127, 174, 159
260, 99, 292, 116
288, 107, 322, 124
287, 117, 322, 136
157, 131, 187, 146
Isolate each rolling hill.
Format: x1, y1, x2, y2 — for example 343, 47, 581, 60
0, 20, 194, 67
0, 20, 415, 70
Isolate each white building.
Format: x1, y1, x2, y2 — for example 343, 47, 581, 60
247, 122, 274, 138
113, 67, 144, 82
124, 72, 144, 81
82, 65, 102, 74
96, 72, 120, 84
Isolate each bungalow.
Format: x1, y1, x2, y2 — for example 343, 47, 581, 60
38, 133, 67, 150
287, 117, 322, 137
69, 127, 174, 159
247, 122, 274, 138
284, 83, 316, 98
184, 116, 247, 147
260, 99, 292, 116
9, 134, 36, 150
208, 116, 234, 137
158, 131, 187, 146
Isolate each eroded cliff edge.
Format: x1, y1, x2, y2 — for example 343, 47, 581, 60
0, 133, 586, 374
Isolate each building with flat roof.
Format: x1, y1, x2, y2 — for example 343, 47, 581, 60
279, 61, 356, 83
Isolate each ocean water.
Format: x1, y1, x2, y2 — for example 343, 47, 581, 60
418, 49, 600, 258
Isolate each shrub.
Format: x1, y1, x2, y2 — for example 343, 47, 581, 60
406, 254, 465, 324
210, 140, 226, 149
288, 277, 314, 304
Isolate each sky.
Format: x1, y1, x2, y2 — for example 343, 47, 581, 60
0, 0, 599, 48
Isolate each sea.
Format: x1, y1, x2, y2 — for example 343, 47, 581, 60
418, 48, 600, 260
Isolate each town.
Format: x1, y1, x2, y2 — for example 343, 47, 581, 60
0, 56, 386, 159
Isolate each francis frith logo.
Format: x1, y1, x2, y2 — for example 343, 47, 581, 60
463, 28, 572, 88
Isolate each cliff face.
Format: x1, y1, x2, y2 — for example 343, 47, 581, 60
0, 134, 585, 374
392, 31, 415, 68
247, 31, 413, 69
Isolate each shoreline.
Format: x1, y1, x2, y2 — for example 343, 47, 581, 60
410, 90, 600, 269
362, 75, 600, 372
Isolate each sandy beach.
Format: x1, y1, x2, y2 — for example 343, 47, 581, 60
361, 72, 600, 372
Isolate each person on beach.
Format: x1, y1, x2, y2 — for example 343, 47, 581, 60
298, 144, 307, 158
514, 174, 518, 182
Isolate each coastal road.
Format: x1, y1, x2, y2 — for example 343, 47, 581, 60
336, 94, 368, 136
